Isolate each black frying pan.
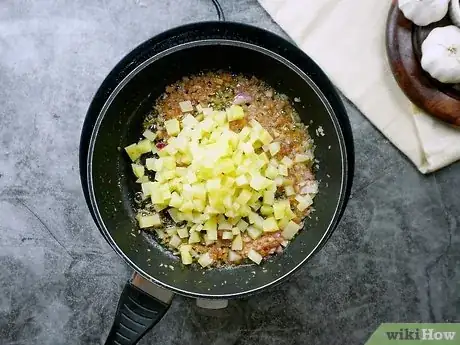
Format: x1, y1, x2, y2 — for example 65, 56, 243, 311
80, 22, 354, 345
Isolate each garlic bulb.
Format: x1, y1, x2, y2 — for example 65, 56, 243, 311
450, 0, 460, 28
399, 0, 449, 26
421, 26, 460, 84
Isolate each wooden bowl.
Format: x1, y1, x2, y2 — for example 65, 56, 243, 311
386, 3, 460, 126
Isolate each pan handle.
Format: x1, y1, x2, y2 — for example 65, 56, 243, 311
105, 274, 173, 345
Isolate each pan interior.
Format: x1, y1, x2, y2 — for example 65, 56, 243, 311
89, 40, 346, 297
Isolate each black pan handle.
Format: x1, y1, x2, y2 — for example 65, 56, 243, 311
105, 275, 173, 345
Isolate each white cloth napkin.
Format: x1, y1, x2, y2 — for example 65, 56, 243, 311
258, 0, 460, 173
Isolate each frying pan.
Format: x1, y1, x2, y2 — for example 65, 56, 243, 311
80, 21, 354, 345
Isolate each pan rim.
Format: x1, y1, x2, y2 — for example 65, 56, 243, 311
87, 38, 348, 298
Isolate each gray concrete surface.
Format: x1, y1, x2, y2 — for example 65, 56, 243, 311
0, 0, 459, 344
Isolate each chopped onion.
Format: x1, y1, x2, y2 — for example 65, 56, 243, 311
228, 250, 242, 262
233, 92, 253, 105
248, 249, 263, 265
300, 181, 318, 195
198, 252, 213, 267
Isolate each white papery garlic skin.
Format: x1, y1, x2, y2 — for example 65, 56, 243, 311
399, 0, 449, 26
421, 26, 460, 84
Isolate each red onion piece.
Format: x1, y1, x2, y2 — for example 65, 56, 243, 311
156, 141, 166, 150
233, 92, 253, 105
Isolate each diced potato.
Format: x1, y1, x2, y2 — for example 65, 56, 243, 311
285, 186, 295, 196
204, 215, 217, 231
222, 231, 233, 240
198, 252, 213, 267
185, 170, 197, 185
235, 175, 249, 187
179, 243, 193, 252
236, 189, 252, 205
240, 142, 254, 155
193, 199, 206, 212
180, 250, 193, 265
229, 217, 241, 226
259, 129, 273, 145
278, 164, 289, 176
273, 201, 286, 220
263, 217, 279, 232
250, 175, 272, 191
238, 128, 250, 142
218, 218, 233, 230
260, 205, 273, 216
281, 221, 301, 240
202, 107, 213, 116
247, 226, 262, 239
169, 192, 183, 208
295, 195, 313, 211
165, 119, 180, 136
259, 152, 270, 164
131, 164, 144, 179
136, 176, 149, 184
248, 249, 263, 265
179, 200, 194, 213
182, 114, 199, 128
232, 227, 241, 235
207, 228, 218, 241
168, 209, 182, 223
236, 219, 249, 231
281, 156, 293, 168
248, 191, 262, 205
231, 234, 243, 250
253, 214, 264, 230
155, 229, 165, 240
146, 158, 163, 171
295, 153, 312, 163
188, 231, 201, 244
275, 176, 284, 186
169, 234, 182, 248
138, 214, 161, 228
163, 157, 176, 170
179, 100, 193, 113
218, 158, 235, 174
263, 190, 275, 205
222, 176, 235, 188
124, 143, 141, 161
142, 129, 157, 141
166, 227, 178, 236
141, 182, 155, 197
214, 111, 227, 125
153, 204, 168, 212
137, 139, 152, 154
177, 227, 189, 239
250, 200, 261, 211
206, 178, 221, 192
268, 142, 280, 156
227, 105, 244, 121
